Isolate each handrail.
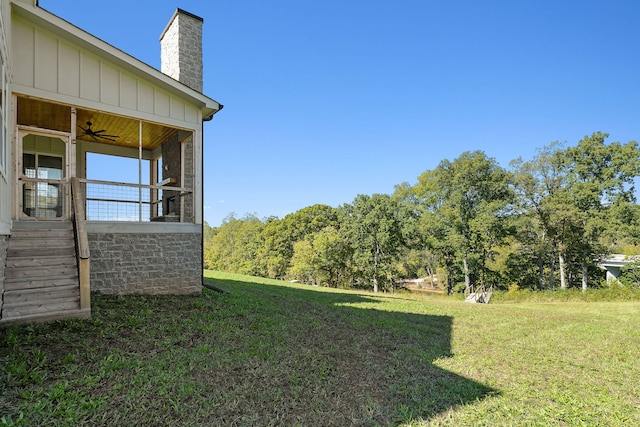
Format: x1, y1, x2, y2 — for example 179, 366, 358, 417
20, 176, 64, 185
71, 177, 91, 311
76, 177, 188, 193
71, 178, 90, 259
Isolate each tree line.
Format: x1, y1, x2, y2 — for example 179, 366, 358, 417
204, 132, 640, 293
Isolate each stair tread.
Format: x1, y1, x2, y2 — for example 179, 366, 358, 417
7, 249, 75, 258
3, 300, 80, 308
4, 277, 79, 291
6, 256, 76, 266
5, 267, 78, 280
2, 221, 88, 324
4, 284, 78, 295
0, 308, 90, 325
2, 301, 83, 319
4, 274, 79, 282
4, 289, 79, 305
8, 242, 74, 249
3, 295, 80, 308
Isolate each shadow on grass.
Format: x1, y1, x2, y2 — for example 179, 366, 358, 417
0, 274, 497, 426
206, 275, 499, 425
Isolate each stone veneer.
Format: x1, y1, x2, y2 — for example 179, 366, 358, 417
159, 134, 195, 223
0, 235, 7, 313
160, 9, 203, 92
88, 231, 201, 295
183, 137, 194, 222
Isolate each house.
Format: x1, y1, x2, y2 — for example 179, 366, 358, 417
597, 254, 640, 284
0, 0, 222, 325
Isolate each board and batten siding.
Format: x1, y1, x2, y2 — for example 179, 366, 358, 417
11, 14, 201, 129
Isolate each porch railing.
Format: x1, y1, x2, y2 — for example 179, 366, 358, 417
78, 178, 191, 222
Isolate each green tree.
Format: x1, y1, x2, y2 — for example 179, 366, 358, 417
563, 132, 640, 291
311, 226, 352, 287
411, 151, 513, 293
258, 204, 339, 279
340, 194, 409, 292
204, 213, 265, 275
620, 258, 640, 288
511, 142, 570, 289
202, 221, 217, 270
603, 203, 640, 252
288, 239, 316, 284
288, 226, 352, 287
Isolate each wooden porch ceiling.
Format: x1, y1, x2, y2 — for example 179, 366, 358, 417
16, 96, 182, 151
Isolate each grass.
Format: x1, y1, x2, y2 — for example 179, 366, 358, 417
0, 271, 639, 426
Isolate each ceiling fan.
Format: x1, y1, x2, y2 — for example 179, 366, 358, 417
79, 121, 119, 142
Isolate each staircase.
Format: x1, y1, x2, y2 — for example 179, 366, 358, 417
464, 285, 493, 304
1, 221, 90, 325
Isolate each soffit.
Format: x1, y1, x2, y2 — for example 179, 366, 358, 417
17, 96, 181, 151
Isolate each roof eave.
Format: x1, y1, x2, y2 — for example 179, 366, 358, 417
11, 1, 221, 118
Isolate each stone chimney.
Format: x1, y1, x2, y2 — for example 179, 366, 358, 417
160, 8, 203, 92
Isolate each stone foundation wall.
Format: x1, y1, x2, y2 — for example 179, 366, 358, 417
0, 235, 7, 313
88, 232, 202, 295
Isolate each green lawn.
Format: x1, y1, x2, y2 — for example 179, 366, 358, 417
1, 271, 639, 426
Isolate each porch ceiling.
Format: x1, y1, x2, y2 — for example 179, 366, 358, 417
17, 96, 181, 151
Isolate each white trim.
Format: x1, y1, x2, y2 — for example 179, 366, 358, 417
0, 48, 8, 179
16, 128, 71, 219
17, 125, 71, 139
14, 85, 204, 131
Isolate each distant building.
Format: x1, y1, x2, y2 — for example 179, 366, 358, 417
597, 254, 640, 283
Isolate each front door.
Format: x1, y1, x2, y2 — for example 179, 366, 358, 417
16, 129, 70, 220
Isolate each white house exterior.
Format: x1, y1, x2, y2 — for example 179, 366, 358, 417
0, 0, 222, 324
597, 254, 640, 283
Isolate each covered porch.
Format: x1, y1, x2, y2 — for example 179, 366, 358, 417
15, 95, 196, 224
2, 95, 205, 325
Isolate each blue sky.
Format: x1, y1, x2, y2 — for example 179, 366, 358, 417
40, 1, 640, 227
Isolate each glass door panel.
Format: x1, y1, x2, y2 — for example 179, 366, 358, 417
22, 153, 64, 218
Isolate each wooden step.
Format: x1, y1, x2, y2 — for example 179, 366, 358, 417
5, 264, 77, 280
5, 255, 77, 269
2, 297, 81, 318
0, 308, 90, 326
7, 246, 75, 258
8, 235, 74, 248
10, 220, 73, 231
8, 239, 75, 250
4, 284, 79, 303
9, 228, 73, 238
1, 221, 89, 325
3, 276, 79, 291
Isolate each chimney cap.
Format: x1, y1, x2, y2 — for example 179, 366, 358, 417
160, 8, 203, 41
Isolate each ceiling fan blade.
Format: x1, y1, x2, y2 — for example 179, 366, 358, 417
94, 129, 107, 134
